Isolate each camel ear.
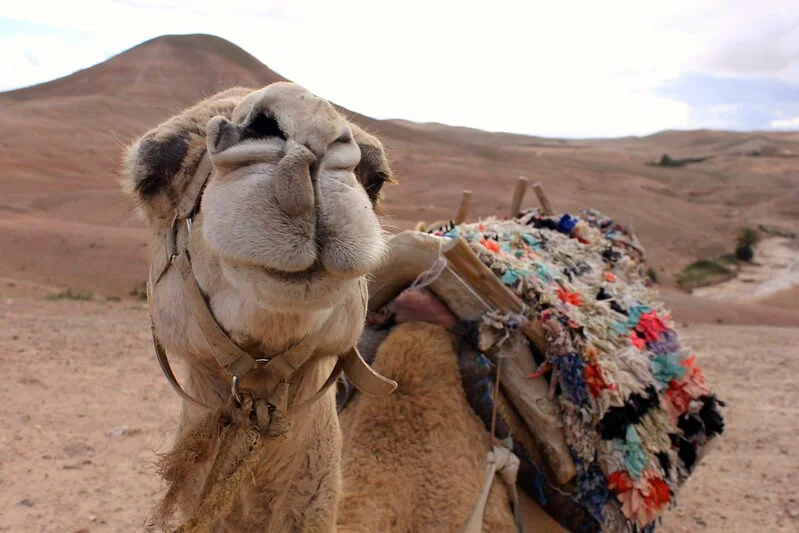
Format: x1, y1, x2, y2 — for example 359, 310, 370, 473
124, 131, 192, 201
121, 87, 253, 224
350, 123, 395, 208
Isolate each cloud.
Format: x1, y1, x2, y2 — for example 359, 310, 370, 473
2, 0, 799, 136
655, 73, 799, 130
657, 73, 799, 106
0, 32, 121, 91
770, 116, 799, 129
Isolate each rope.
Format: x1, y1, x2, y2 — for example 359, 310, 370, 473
409, 237, 448, 291
462, 446, 522, 533
444, 262, 495, 311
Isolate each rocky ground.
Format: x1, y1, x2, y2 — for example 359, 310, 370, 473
1, 297, 797, 532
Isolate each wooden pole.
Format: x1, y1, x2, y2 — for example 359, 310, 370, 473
454, 190, 472, 224
509, 176, 529, 219
532, 182, 554, 216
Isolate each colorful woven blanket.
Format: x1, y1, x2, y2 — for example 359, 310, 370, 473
428, 208, 725, 532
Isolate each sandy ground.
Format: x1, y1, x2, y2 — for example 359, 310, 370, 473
1, 297, 797, 532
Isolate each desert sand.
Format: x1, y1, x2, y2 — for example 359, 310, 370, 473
0, 33, 797, 532
2, 298, 797, 532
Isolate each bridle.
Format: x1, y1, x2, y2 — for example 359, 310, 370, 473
146, 151, 397, 422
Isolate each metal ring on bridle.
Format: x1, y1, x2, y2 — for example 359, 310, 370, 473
230, 359, 271, 405
231, 375, 242, 404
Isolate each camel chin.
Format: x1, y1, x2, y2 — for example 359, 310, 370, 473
218, 260, 362, 312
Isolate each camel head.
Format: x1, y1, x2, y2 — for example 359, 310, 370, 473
123, 83, 394, 390
203, 83, 391, 308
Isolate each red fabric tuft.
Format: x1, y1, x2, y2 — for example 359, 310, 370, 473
608, 470, 633, 493
585, 362, 616, 397
481, 239, 500, 253
557, 287, 582, 306
635, 311, 668, 342
629, 333, 646, 350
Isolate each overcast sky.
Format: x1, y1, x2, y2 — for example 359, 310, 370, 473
2, 1, 799, 137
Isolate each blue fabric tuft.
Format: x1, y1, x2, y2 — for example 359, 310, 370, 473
557, 214, 579, 234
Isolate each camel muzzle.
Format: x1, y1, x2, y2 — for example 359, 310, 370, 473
147, 150, 397, 420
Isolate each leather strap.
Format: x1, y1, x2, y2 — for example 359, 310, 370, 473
287, 357, 345, 414
151, 322, 213, 409
149, 153, 213, 288
175, 251, 256, 377
342, 276, 397, 396
342, 347, 398, 396
177, 153, 213, 219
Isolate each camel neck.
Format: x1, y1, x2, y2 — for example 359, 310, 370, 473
175, 355, 342, 531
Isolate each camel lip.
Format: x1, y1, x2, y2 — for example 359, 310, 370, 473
259, 260, 323, 283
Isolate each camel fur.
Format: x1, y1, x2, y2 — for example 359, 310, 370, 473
123, 82, 549, 532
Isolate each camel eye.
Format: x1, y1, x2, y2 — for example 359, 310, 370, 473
363, 172, 387, 204
242, 112, 285, 141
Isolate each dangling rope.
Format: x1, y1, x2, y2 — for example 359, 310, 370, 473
153, 396, 279, 533
462, 446, 522, 533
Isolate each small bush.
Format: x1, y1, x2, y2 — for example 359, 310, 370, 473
735, 243, 754, 262
717, 253, 739, 266
46, 288, 94, 301
648, 153, 708, 168
737, 227, 760, 248
105, 295, 122, 302
677, 259, 734, 290
734, 227, 759, 262
646, 266, 659, 284
129, 282, 148, 300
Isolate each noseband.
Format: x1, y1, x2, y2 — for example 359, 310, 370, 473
146, 151, 397, 424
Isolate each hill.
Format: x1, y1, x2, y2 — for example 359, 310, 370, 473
0, 33, 797, 324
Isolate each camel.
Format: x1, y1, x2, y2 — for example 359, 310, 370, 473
122, 82, 559, 532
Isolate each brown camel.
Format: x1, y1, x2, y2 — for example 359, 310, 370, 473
123, 82, 562, 532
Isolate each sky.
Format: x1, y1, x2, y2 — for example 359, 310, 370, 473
1, 1, 798, 138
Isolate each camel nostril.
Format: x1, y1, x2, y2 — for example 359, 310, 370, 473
275, 140, 317, 217
309, 160, 321, 183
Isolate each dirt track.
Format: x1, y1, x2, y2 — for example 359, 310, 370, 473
693, 238, 799, 303
1, 298, 797, 532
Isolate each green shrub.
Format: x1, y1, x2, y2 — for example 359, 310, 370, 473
735, 243, 754, 262
737, 227, 760, 248
648, 153, 708, 168
677, 259, 733, 290
46, 288, 94, 301
129, 282, 148, 300
646, 266, 658, 284
734, 227, 759, 262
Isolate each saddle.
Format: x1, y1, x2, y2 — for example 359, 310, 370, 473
338, 207, 725, 533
